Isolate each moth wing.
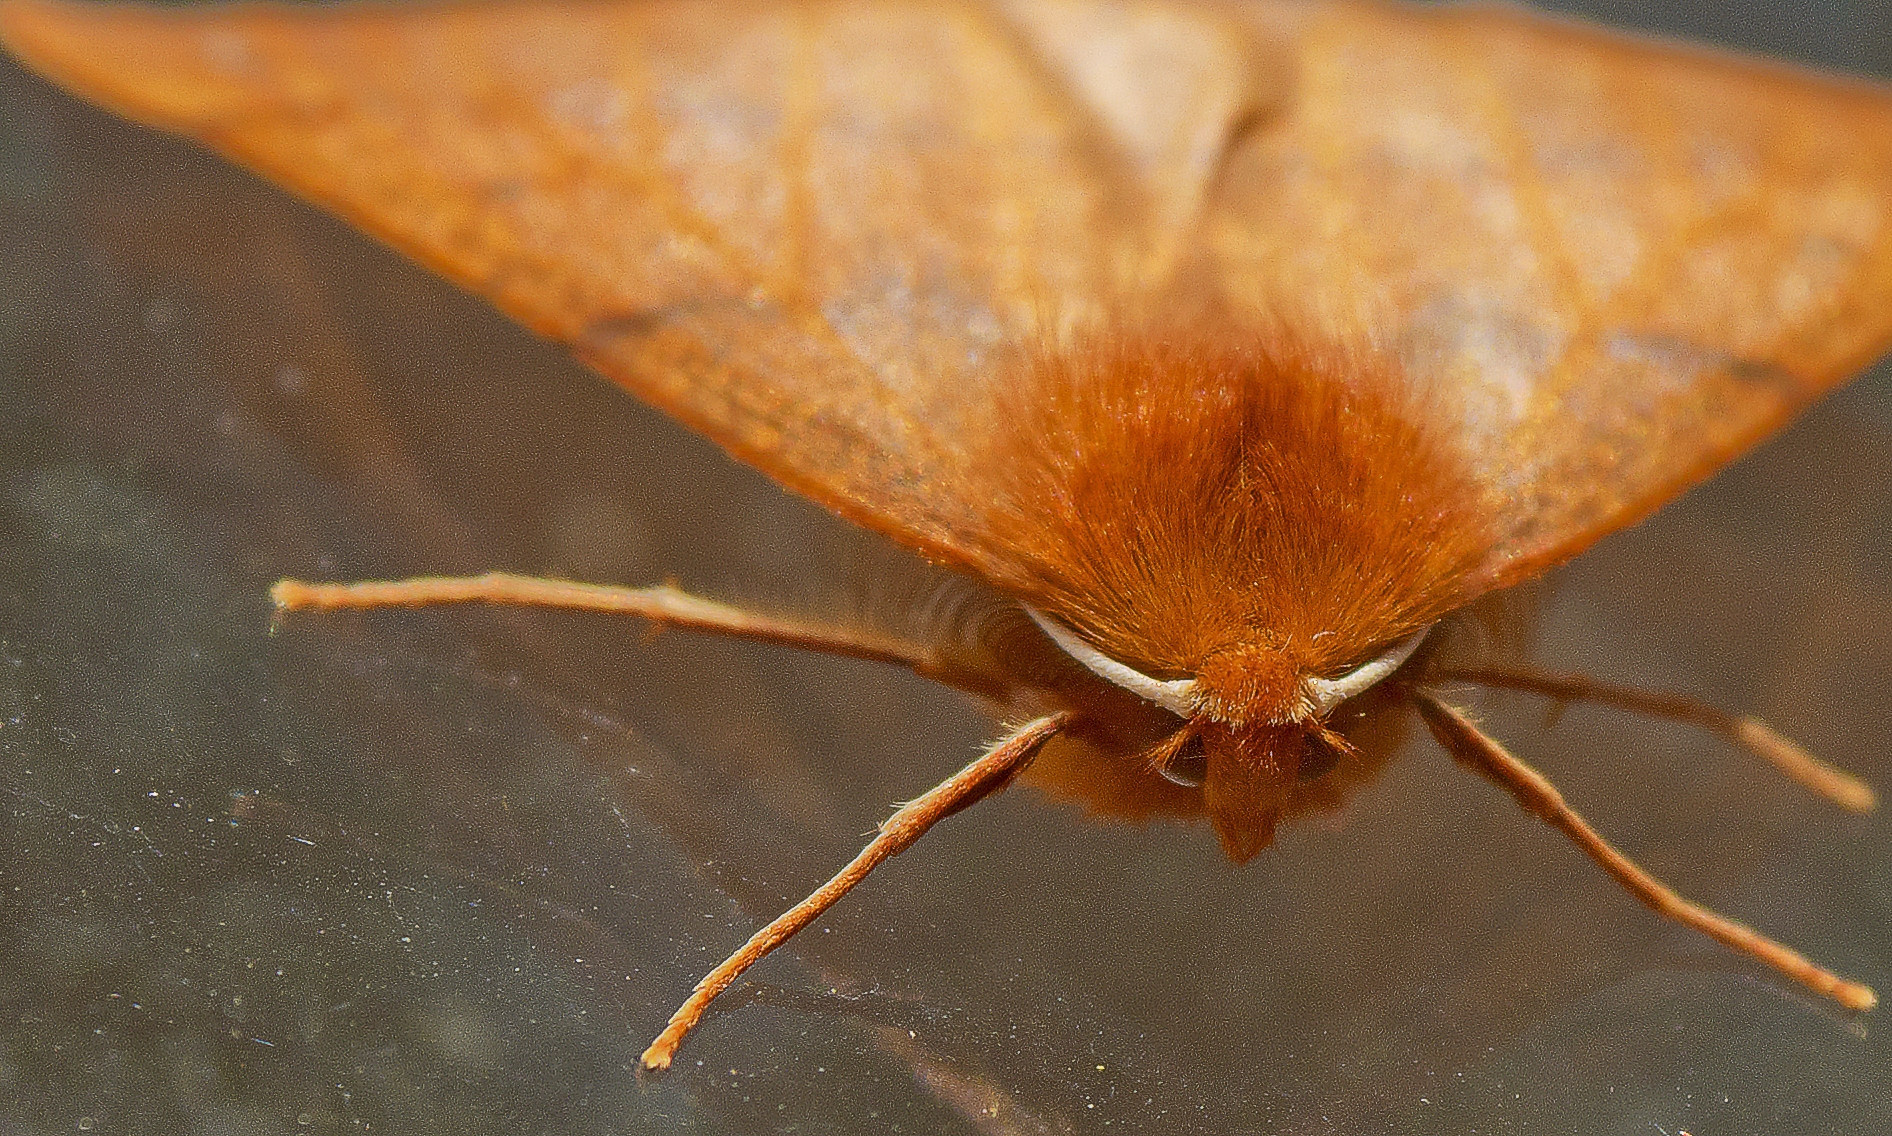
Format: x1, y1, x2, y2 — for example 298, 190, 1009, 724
1207, 2, 1892, 582
0, 0, 1185, 565
7, 0, 1892, 591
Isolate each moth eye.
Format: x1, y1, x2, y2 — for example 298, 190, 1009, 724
1299, 730, 1346, 781
1159, 732, 1208, 787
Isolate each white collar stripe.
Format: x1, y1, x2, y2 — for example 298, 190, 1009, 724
1024, 605, 1428, 720
1024, 605, 1197, 715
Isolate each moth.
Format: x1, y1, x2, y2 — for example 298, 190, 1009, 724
4, 0, 1887, 1070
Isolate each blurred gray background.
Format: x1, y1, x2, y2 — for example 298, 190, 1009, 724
3, 1, 1889, 1133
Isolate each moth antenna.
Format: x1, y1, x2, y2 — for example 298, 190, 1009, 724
1412, 691, 1876, 1013
272, 572, 1006, 698
639, 713, 1069, 1071
1140, 721, 1204, 782
1437, 665, 1875, 814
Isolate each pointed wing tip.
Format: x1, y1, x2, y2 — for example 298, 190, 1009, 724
2, 0, 133, 70
2, 0, 268, 130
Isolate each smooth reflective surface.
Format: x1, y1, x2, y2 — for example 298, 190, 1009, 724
4, 2, 1890, 1132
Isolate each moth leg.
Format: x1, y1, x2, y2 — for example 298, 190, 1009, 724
1412, 691, 1876, 1013
1435, 664, 1874, 814
271, 571, 993, 688
638, 712, 1069, 1072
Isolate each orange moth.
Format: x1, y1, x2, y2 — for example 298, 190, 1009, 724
3, 0, 1889, 1071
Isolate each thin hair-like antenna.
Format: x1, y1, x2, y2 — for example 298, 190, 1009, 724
640, 712, 1070, 1071
1437, 665, 1875, 813
1412, 690, 1875, 1013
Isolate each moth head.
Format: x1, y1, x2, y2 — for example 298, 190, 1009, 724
1192, 635, 1314, 724
1029, 606, 1422, 860
1153, 720, 1349, 862
988, 326, 1482, 860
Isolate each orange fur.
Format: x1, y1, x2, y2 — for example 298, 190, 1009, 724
972, 324, 1493, 856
